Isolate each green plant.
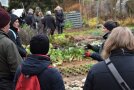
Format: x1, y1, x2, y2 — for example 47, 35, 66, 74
49, 47, 85, 65
64, 20, 73, 29
58, 63, 94, 77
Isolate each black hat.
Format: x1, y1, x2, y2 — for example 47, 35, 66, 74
30, 35, 49, 54
104, 21, 119, 31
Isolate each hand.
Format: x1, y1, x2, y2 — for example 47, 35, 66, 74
84, 51, 91, 57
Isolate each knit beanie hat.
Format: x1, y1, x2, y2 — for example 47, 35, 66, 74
30, 35, 49, 54
104, 21, 119, 31
0, 8, 10, 29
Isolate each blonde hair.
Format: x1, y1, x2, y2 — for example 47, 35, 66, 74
101, 27, 134, 59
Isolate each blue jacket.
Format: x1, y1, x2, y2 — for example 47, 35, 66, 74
14, 54, 65, 90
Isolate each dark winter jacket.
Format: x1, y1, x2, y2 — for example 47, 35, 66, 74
14, 54, 65, 90
0, 30, 22, 90
55, 10, 64, 26
25, 13, 35, 28
8, 14, 27, 57
42, 15, 56, 30
8, 28, 26, 57
90, 32, 110, 61
84, 48, 134, 90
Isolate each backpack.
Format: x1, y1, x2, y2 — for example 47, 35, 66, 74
15, 74, 40, 90
15, 65, 52, 90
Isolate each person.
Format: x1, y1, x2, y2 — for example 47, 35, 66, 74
34, 11, 44, 33
84, 20, 119, 61
25, 8, 35, 29
14, 34, 65, 90
83, 27, 134, 90
8, 14, 27, 58
42, 11, 56, 35
0, 8, 22, 90
54, 6, 64, 34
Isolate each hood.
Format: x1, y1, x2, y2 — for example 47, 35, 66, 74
10, 14, 19, 31
21, 55, 51, 75
10, 14, 19, 26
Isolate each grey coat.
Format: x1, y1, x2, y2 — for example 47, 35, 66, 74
0, 30, 22, 90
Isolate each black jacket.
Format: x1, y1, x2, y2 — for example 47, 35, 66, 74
84, 48, 134, 90
14, 54, 65, 90
42, 15, 56, 30
55, 10, 64, 25
8, 27, 26, 57
25, 13, 35, 28
90, 32, 110, 61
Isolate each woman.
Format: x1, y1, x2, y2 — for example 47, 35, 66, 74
14, 35, 65, 90
8, 14, 27, 58
54, 6, 64, 34
0, 8, 22, 90
83, 27, 134, 90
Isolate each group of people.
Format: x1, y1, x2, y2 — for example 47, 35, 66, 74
24, 6, 64, 35
0, 7, 65, 90
0, 5, 134, 90
84, 21, 134, 90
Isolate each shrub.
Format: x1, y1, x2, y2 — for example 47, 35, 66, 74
64, 20, 73, 30
19, 24, 38, 45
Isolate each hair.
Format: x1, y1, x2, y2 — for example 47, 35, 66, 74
46, 11, 51, 15
101, 27, 134, 59
30, 35, 49, 54
28, 8, 34, 14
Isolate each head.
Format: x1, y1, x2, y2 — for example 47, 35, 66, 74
30, 35, 49, 55
10, 14, 20, 30
54, 6, 62, 11
103, 20, 119, 33
28, 8, 34, 14
101, 27, 134, 59
38, 11, 43, 17
46, 11, 51, 15
0, 8, 10, 33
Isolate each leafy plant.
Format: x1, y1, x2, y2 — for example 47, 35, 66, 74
58, 63, 94, 77
48, 47, 85, 65
64, 20, 73, 30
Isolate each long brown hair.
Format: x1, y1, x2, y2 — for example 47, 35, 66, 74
101, 27, 134, 59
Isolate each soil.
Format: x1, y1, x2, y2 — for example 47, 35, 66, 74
58, 60, 97, 68
57, 60, 97, 90
57, 28, 99, 89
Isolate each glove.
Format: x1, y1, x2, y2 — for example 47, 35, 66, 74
84, 44, 93, 50
84, 51, 91, 57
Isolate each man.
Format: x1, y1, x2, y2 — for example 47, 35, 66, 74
14, 34, 65, 90
42, 11, 56, 35
0, 8, 22, 90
